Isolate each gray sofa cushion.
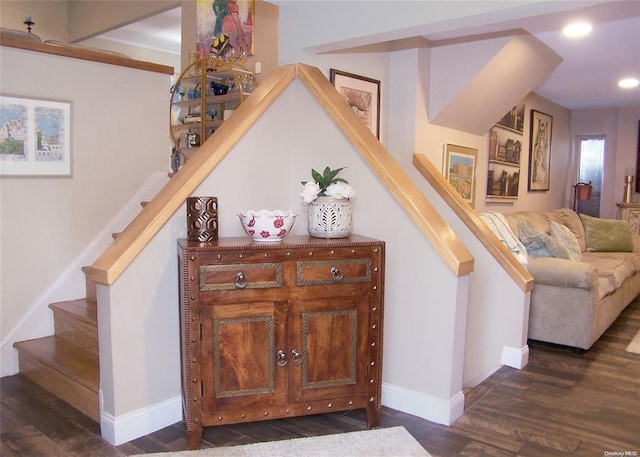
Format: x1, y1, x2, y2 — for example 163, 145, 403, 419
519, 223, 571, 259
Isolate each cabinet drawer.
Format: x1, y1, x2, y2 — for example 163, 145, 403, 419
199, 263, 282, 291
296, 259, 371, 286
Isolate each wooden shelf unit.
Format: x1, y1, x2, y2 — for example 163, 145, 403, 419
170, 58, 254, 165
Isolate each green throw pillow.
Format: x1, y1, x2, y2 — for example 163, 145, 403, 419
579, 213, 633, 252
518, 223, 571, 259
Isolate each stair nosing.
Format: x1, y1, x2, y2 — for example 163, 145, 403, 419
14, 336, 99, 392
49, 298, 97, 326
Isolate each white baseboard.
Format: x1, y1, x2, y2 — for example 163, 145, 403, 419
381, 382, 465, 426
501, 344, 529, 369
101, 395, 182, 445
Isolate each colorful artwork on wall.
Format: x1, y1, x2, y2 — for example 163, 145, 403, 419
0, 95, 72, 177
443, 144, 478, 208
196, 0, 255, 59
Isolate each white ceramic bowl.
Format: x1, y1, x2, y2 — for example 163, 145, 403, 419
237, 210, 298, 242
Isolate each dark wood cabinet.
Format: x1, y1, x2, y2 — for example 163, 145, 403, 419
178, 235, 385, 449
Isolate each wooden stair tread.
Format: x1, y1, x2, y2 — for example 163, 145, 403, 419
14, 336, 99, 392
49, 298, 97, 326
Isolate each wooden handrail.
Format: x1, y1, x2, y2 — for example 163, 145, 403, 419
87, 64, 298, 284
0, 36, 173, 74
88, 63, 474, 284
297, 63, 474, 277
413, 153, 533, 292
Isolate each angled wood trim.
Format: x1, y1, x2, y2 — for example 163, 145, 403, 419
297, 63, 474, 277
1, 36, 174, 74
412, 153, 533, 292
87, 64, 298, 284
88, 62, 474, 284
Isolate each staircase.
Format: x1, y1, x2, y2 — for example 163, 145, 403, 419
13, 266, 101, 422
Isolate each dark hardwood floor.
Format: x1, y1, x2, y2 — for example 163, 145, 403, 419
2, 298, 639, 457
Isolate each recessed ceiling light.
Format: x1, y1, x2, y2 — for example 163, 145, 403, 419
562, 22, 592, 38
618, 78, 640, 89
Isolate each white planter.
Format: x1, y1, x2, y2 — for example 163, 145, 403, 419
307, 196, 352, 238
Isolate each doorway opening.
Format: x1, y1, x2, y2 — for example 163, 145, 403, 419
576, 135, 605, 217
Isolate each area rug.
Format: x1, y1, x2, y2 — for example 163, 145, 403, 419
133, 426, 431, 457
626, 329, 640, 354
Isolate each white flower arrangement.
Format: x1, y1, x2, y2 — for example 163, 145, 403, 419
299, 167, 355, 205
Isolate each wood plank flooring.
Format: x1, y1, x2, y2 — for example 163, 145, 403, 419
2, 298, 639, 456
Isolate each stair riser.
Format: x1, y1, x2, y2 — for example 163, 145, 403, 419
53, 314, 98, 354
16, 352, 99, 422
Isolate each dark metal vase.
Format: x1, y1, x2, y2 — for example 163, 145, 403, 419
187, 197, 218, 242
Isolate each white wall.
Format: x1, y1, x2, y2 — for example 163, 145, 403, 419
0, 1, 69, 41
0, 46, 170, 361
98, 77, 471, 443
312, 42, 566, 387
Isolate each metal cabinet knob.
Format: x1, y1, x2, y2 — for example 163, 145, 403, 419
291, 349, 303, 365
276, 350, 288, 367
330, 267, 344, 282
235, 272, 248, 289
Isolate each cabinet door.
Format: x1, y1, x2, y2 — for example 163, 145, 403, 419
288, 294, 370, 403
200, 300, 288, 412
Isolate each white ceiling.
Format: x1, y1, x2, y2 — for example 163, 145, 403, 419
98, 2, 639, 111
97, 6, 182, 55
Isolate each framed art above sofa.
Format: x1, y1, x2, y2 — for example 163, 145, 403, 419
529, 110, 553, 191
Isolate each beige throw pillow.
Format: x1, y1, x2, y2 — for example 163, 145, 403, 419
549, 221, 583, 262
579, 213, 633, 252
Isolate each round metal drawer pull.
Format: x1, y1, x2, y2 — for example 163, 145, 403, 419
276, 350, 288, 367
291, 349, 303, 365
235, 272, 248, 289
330, 267, 344, 282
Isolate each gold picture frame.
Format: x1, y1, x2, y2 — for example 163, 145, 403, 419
444, 144, 477, 208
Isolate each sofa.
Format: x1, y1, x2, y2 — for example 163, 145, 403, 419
482, 208, 640, 351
